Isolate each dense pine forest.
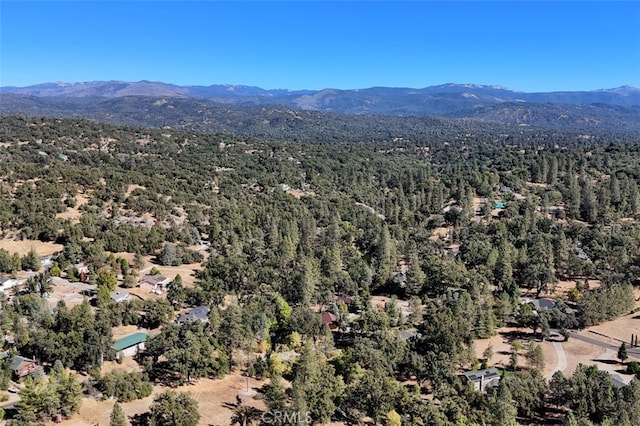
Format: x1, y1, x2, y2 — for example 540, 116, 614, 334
0, 115, 639, 425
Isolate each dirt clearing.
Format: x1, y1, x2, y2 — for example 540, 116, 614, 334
0, 239, 63, 256
66, 372, 267, 426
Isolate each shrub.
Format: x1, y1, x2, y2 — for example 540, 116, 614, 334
626, 361, 640, 377
97, 371, 153, 402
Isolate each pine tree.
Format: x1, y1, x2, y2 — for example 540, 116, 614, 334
149, 391, 200, 426
51, 364, 82, 417
491, 382, 517, 426
265, 374, 286, 412
405, 252, 426, 296
13, 377, 39, 424
110, 402, 127, 426
291, 343, 344, 423
482, 345, 494, 363
525, 343, 545, 372
300, 258, 320, 305
408, 296, 423, 326
386, 410, 402, 426
618, 342, 629, 364
563, 411, 579, 426
374, 225, 396, 289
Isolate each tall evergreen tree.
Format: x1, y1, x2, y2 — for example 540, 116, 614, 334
110, 402, 127, 426
618, 342, 628, 364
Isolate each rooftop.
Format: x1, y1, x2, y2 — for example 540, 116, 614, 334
0, 352, 37, 371
177, 306, 210, 323
529, 298, 556, 310
462, 368, 501, 381
113, 332, 148, 351
110, 290, 130, 301
141, 274, 170, 285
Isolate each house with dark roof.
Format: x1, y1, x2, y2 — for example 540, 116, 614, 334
398, 328, 422, 341
177, 306, 211, 324
577, 249, 590, 261
528, 298, 556, 311
113, 332, 148, 358
336, 294, 353, 306
523, 297, 576, 315
462, 368, 501, 393
320, 311, 338, 328
0, 352, 39, 378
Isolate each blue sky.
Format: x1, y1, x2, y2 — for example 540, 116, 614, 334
1, 1, 639, 92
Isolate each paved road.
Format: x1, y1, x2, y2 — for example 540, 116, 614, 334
570, 331, 640, 357
544, 341, 568, 380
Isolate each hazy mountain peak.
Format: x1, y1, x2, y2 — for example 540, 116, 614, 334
1, 80, 639, 118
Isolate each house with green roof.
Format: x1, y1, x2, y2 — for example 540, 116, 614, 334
494, 201, 507, 209
113, 332, 148, 358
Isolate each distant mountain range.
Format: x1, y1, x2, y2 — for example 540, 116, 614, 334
2, 81, 640, 114
1, 81, 639, 136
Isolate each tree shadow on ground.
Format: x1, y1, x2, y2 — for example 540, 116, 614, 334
498, 329, 534, 343
592, 358, 619, 365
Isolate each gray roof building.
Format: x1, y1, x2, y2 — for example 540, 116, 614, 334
462, 368, 501, 393
177, 306, 211, 324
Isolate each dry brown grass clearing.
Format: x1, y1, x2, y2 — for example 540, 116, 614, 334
286, 188, 315, 199
552, 279, 602, 299
0, 239, 63, 257
370, 295, 411, 318
67, 372, 268, 426
429, 226, 452, 241
526, 182, 549, 188
124, 184, 146, 197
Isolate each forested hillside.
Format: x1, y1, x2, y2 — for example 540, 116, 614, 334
0, 116, 639, 425
2, 91, 639, 138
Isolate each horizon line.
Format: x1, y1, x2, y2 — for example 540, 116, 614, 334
2, 79, 639, 94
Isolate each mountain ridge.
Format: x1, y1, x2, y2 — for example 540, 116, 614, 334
2, 80, 639, 137
2, 81, 639, 115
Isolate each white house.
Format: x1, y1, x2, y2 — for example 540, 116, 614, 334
110, 290, 130, 303
0, 278, 22, 292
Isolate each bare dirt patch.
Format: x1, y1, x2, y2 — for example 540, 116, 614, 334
101, 355, 144, 376
124, 184, 146, 198
0, 239, 63, 257
55, 193, 90, 224
286, 188, 315, 199
474, 327, 559, 375
474, 327, 533, 367
474, 332, 513, 369
472, 196, 487, 211
141, 263, 204, 289
370, 295, 411, 318
429, 226, 452, 242
46, 278, 94, 308
539, 340, 558, 376
562, 337, 605, 376
585, 310, 640, 346
56, 208, 83, 223
133, 248, 209, 289
67, 372, 268, 426
553, 279, 602, 298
